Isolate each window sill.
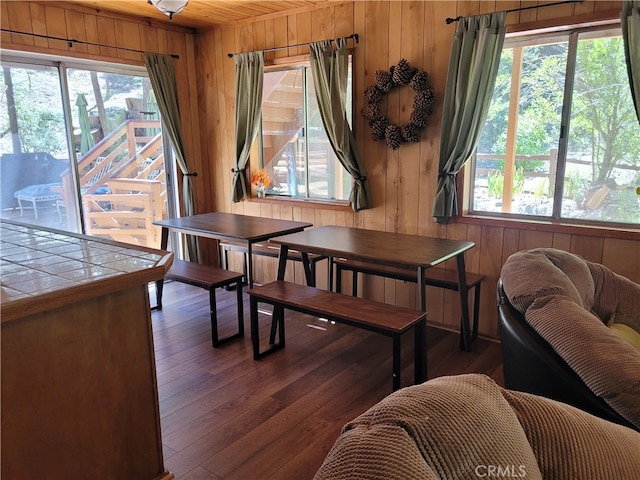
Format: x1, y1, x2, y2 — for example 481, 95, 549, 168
459, 212, 640, 240
250, 195, 353, 212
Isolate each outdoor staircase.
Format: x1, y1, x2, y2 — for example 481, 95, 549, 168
60, 118, 166, 247
261, 70, 304, 181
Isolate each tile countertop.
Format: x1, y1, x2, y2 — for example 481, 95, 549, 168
0, 220, 173, 323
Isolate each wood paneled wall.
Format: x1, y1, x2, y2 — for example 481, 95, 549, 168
196, 0, 639, 339
3, 1, 638, 340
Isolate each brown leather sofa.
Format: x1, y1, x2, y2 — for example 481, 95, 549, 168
498, 248, 640, 431
315, 374, 640, 480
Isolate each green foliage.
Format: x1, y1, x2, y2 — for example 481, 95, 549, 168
614, 189, 640, 224
534, 178, 550, 199
570, 36, 640, 183
487, 167, 525, 199
487, 170, 504, 198
564, 170, 588, 200
103, 107, 127, 133
17, 107, 64, 154
1, 68, 66, 155
513, 167, 525, 195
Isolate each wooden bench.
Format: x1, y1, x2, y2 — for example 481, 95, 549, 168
247, 280, 427, 391
219, 240, 328, 287
157, 259, 244, 348
333, 258, 485, 342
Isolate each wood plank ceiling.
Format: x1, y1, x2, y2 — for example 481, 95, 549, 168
59, 0, 337, 30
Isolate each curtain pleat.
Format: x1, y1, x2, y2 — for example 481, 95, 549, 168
231, 52, 264, 203
144, 53, 200, 261
622, 1, 640, 125
432, 13, 506, 223
309, 39, 372, 211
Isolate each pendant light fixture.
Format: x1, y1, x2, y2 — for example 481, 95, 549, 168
147, 0, 189, 21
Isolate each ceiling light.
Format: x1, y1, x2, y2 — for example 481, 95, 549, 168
147, 0, 188, 21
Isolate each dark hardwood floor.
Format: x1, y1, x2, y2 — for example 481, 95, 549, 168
152, 280, 504, 480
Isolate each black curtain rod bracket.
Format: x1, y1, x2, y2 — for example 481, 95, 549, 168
227, 33, 358, 58
445, 0, 582, 24
0, 28, 179, 59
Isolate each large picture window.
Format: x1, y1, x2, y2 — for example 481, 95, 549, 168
469, 26, 640, 226
258, 59, 352, 201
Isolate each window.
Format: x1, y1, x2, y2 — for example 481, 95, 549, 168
470, 26, 640, 226
0, 53, 176, 248
258, 58, 352, 201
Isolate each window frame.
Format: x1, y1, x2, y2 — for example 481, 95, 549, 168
249, 52, 354, 210
464, 20, 640, 233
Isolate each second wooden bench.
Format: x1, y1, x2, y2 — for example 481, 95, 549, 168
159, 259, 244, 348
333, 258, 485, 343
219, 239, 328, 287
247, 280, 427, 391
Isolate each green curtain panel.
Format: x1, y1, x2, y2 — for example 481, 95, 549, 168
144, 52, 200, 262
432, 13, 506, 224
309, 39, 372, 211
231, 51, 264, 203
622, 0, 640, 124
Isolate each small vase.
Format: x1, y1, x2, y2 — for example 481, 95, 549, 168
257, 186, 265, 198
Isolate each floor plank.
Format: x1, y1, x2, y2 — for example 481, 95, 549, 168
152, 280, 504, 480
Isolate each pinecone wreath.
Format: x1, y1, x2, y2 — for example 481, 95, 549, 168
362, 59, 435, 150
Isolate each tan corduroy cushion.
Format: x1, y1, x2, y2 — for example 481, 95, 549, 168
315, 375, 640, 480
500, 248, 594, 313
500, 248, 640, 430
315, 374, 543, 480
503, 388, 640, 480
588, 261, 640, 326
525, 295, 640, 429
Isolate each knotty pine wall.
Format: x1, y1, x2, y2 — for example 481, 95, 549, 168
2, 1, 638, 340
196, 0, 639, 340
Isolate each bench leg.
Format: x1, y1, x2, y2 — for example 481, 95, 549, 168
155, 279, 164, 310
250, 296, 261, 359
269, 305, 285, 344
210, 288, 220, 348
392, 334, 401, 391
210, 284, 244, 348
335, 263, 342, 293
472, 283, 480, 340
457, 283, 482, 346
456, 255, 472, 353
220, 246, 247, 290
236, 278, 244, 338
251, 298, 285, 360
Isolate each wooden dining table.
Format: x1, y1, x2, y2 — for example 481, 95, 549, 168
154, 212, 312, 289
269, 225, 476, 352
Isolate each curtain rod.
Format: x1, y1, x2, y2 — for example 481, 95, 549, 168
0, 28, 180, 59
445, 0, 583, 24
227, 33, 359, 58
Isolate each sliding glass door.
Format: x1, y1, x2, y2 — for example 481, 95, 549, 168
0, 53, 175, 249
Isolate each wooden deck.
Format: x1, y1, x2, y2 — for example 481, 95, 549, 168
152, 280, 504, 480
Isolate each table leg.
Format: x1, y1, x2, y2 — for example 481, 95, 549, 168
417, 266, 427, 312
155, 226, 170, 310
247, 241, 254, 289
269, 245, 290, 344
301, 252, 313, 286
456, 253, 472, 352
328, 257, 334, 292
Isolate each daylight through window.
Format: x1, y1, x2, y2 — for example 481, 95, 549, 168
258, 58, 352, 201
470, 26, 640, 226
